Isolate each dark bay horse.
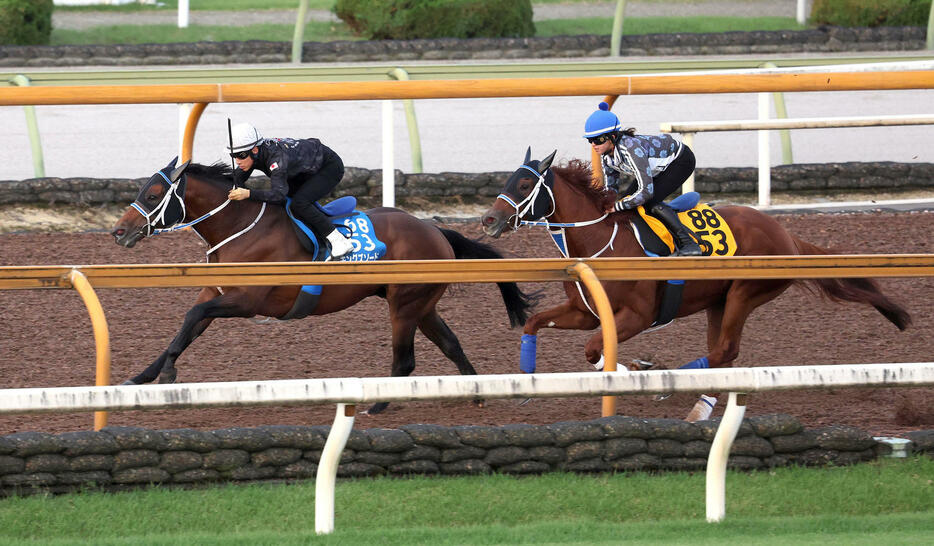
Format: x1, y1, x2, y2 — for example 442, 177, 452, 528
480, 150, 911, 421
111, 159, 535, 414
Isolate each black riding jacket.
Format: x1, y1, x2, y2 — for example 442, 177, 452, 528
233, 137, 330, 205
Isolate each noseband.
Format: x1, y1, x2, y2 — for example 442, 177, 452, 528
496, 165, 557, 230
128, 166, 267, 258
497, 165, 607, 230
130, 169, 188, 237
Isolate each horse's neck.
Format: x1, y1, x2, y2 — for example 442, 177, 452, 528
551, 181, 626, 257
183, 179, 263, 246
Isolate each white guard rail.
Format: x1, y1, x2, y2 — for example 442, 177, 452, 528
660, 113, 934, 207
2, 362, 933, 533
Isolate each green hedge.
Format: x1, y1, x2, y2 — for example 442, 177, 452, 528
334, 0, 534, 40
0, 0, 53, 45
811, 0, 931, 27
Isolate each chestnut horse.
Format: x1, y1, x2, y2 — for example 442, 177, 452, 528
480, 150, 910, 421
112, 158, 535, 414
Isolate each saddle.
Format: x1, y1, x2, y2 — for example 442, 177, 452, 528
278, 196, 388, 321
628, 192, 738, 327
630, 193, 737, 258
285, 196, 386, 261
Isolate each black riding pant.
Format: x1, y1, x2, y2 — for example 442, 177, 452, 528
290, 148, 345, 237
644, 144, 696, 209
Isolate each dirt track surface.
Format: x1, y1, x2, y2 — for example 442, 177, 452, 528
1, 210, 933, 437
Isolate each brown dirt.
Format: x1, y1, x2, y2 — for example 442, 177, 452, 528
1, 209, 933, 437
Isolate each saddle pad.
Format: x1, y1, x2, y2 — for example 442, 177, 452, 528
283, 202, 387, 313
632, 203, 738, 257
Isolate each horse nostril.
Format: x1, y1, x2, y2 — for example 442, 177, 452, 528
481, 216, 493, 226
113, 228, 124, 237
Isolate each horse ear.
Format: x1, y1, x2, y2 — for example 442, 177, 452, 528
169, 160, 191, 183
166, 156, 178, 170
523, 147, 531, 165
538, 150, 557, 174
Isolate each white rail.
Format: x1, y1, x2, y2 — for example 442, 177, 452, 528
1, 362, 932, 533
660, 113, 934, 207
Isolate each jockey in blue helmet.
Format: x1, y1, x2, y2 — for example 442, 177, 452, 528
584, 102, 702, 256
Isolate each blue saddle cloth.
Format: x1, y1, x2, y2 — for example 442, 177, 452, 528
284, 196, 387, 299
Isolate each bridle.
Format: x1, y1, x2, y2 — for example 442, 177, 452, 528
130, 168, 192, 237
497, 162, 617, 321
496, 164, 608, 231
129, 163, 266, 257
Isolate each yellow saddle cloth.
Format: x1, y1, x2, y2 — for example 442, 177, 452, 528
636, 203, 738, 256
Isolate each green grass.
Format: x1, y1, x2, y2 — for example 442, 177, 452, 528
50, 16, 805, 46
1, 458, 932, 544
51, 22, 358, 46
54, 0, 338, 11
536, 16, 806, 36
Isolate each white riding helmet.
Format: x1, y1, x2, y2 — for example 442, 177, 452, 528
228, 123, 263, 153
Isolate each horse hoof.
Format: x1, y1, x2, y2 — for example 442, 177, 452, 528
121, 379, 138, 386
630, 359, 655, 371
158, 371, 177, 384
365, 402, 388, 415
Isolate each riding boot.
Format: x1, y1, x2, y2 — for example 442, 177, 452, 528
325, 228, 353, 258
650, 202, 703, 256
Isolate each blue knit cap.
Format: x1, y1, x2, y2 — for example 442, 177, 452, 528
583, 102, 621, 138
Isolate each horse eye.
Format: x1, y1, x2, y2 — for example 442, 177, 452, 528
147, 194, 158, 202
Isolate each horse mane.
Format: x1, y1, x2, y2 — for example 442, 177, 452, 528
551, 159, 617, 211
186, 162, 234, 187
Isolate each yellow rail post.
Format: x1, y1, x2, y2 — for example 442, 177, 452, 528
68, 269, 111, 430
181, 102, 208, 163
590, 95, 619, 185
571, 262, 618, 417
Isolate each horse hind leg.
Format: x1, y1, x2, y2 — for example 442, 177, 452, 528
683, 281, 790, 422
418, 310, 484, 408
363, 313, 419, 415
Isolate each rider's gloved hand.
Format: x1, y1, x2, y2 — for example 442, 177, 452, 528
228, 188, 250, 201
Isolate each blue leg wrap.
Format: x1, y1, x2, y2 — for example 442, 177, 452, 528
519, 334, 537, 374
679, 356, 709, 370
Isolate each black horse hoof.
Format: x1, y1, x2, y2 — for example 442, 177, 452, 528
158, 369, 178, 384
365, 402, 389, 415
121, 379, 138, 386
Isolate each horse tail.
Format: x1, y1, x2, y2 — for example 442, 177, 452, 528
792, 236, 911, 330
437, 227, 538, 327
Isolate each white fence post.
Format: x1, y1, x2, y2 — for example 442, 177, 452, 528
796, 0, 808, 25
705, 392, 746, 522
757, 93, 771, 207
178, 0, 189, 29
682, 132, 695, 194
381, 100, 395, 207
315, 403, 356, 535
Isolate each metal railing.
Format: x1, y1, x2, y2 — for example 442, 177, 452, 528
660, 114, 934, 207
3, 254, 934, 429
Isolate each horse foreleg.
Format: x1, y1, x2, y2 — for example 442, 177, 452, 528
128, 288, 254, 385
520, 301, 599, 373
583, 305, 653, 368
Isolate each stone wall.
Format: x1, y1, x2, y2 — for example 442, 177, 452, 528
2, 415, 931, 496
0, 26, 925, 67
1, 162, 932, 206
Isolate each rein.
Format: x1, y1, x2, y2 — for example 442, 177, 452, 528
496, 165, 609, 229
498, 163, 619, 319
132, 169, 266, 258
